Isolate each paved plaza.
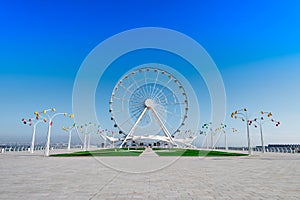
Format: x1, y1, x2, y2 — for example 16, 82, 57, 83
0, 150, 299, 200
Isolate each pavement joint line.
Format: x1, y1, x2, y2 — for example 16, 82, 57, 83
89, 171, 121, 200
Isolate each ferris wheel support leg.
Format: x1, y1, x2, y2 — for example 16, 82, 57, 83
150, 107, 176, 146
119, 107, 148, 148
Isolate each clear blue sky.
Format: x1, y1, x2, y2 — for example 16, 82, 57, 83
1, 0, 300, 146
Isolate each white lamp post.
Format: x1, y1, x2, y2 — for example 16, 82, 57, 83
202, 123, 214, 149
77, 122, 96, 151
215, 123, 228, 150
215, 124, 238, 151
231, 108, 251, 155
249, 111, 280, 153
22, 118, 45, 153
62, 123, 76, 151
34, 108, 74, 156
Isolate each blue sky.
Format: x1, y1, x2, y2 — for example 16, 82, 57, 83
1, 0, 300, 146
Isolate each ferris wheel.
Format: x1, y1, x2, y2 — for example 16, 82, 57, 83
109, 67, 189, 147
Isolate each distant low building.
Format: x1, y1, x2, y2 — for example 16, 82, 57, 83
268, 144, 300, 149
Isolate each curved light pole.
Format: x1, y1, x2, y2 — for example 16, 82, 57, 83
215, 123, 227, 150
77, 122, 96, 151
21, 118, 45, 153
202, 123, 213, 149
87, 123, 98, 150
231, 108, 251, 155
62, 123, 76, 151
215, 124, 238, 151
77, 125, 85, 149
34, 108, 74, 156
249, 111, 280, 153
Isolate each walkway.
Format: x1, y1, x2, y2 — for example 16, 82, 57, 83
139, 147, 159, 157
0, 151, 299, 199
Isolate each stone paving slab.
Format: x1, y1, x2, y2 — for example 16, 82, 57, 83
0, 151, 299, 200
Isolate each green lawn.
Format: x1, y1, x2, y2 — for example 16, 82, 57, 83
154, 148, 248, 157
51, 148, 144, 157
51, 148, 247, 157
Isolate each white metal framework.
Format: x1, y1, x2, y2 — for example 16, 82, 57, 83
109, 67, 189, 147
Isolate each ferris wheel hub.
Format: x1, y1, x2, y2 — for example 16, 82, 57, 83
144, 98, 155, 108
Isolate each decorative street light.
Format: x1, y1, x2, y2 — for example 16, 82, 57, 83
202, 122, 213, 149
62, 123, 76, 151
77, 122, 96, 151
76, 125, 85, 149
214, 123, 237, 151
34, 108, 74, 156
215, 123, 227, 150
21, 117, 45, 153
231, 108, 252, 155
249, 111, 280, 153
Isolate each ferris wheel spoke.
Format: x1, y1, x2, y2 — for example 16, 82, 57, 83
119, 109, 144, 128
129, 99, 144, 104
142, 83, 150, 98
131, 91, 144, 101
150, 71, 159, 97
156, 105, 182, 119
119, 84, 134, 95
112, 109, 124, 114
144, 71, 148, 94
129, 105, 144, 111
161, 102, 187, 106
144, 84, 149, 97
113, 96, 126, 101
152, 78, 172, 99
154, 109, 178, 134
152, 87, 163, 101
154, 90, 168, 104
129, 103, 144, 109
147, 84, 152, 97
132, 78, 147, 99
135, 88, 146, 98
130, 74, 140, 89
162, 89, 183, 101
130, 106, 145, 115
155, 94, 167, 105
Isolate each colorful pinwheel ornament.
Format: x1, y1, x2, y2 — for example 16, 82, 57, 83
61, 123, 76, 151
248, 111, 280, 153
32, 107, 74, 156
21, 117, 45, 153
75, 122, 97, 151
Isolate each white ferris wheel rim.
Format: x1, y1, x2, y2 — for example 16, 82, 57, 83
109, 67, 188, 137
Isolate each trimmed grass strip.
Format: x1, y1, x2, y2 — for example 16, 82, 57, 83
154, 149, 248, 157
51, 148, 143, 157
